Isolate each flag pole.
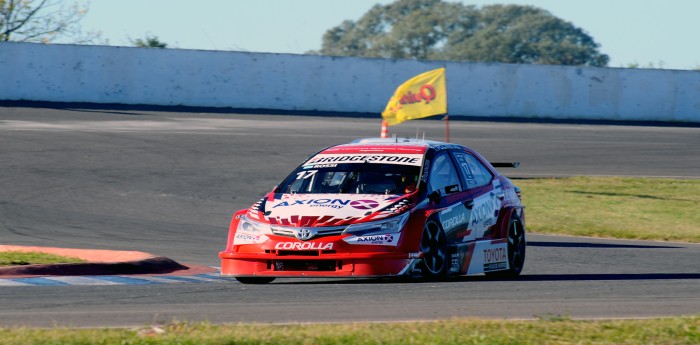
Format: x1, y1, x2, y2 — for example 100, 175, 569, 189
443, 64, 449, 142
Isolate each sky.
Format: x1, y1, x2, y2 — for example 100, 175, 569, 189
69, 0, 700, 70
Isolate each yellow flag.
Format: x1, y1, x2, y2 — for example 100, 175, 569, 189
382, 67, 447, 126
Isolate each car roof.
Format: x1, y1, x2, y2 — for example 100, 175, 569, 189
350, 138, 444, 146
318, 138, 463, 155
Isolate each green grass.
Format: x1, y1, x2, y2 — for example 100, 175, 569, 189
0, 317, 697, 345
515, 177, 700, 243
0, 251, 86, 266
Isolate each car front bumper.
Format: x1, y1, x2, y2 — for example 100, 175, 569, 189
219, 250, 421, 278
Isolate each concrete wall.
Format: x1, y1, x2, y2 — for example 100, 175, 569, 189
1, 42, 699, 122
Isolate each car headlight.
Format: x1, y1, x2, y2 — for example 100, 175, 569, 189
344, 212, 410, 236
236, 216, 273, 235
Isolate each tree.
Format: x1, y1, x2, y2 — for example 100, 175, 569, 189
315, 0, 609, 67
0, 0, 92, 43
316, 0, 461, 60
131, 35, 167, 48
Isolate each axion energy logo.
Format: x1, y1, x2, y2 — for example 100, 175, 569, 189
344, 233, 401, 246
350, 200, 380, 210
272, 198, 351, 209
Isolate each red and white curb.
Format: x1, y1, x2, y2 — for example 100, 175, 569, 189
0, 268, 237, 287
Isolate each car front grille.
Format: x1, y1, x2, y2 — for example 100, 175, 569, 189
270, 225, 346, 239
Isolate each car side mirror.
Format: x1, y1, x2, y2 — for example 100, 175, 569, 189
428, 190, 442, 203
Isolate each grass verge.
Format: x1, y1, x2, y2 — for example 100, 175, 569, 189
0, 317, 697, 345
515, 177, 700, 242
0, 251, 86, 266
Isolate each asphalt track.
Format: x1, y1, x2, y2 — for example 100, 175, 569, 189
0, 105, 699, 327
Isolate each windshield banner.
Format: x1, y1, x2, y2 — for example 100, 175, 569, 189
305, 154, 424, 167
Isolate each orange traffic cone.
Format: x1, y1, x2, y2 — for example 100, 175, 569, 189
380, 120, 389, 138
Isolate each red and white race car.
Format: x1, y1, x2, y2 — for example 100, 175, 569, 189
219, 138, 525, 283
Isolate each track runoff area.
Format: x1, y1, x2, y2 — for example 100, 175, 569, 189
0, 103, 698, 328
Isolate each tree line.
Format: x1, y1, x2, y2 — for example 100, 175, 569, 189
312, 0, 608, 67
7, 0, 685, 68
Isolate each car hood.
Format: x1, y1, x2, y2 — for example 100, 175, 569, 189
250, 193, 405, 227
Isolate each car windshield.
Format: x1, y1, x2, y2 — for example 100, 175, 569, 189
277, 162, 421, 195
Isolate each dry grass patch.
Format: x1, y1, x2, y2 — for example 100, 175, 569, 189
515, 177, 700, 242
0, 317, 698, 345
0, 251, 86, 266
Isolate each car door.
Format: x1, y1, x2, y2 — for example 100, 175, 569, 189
426, 151, 471, 243
450, 150, 501, 242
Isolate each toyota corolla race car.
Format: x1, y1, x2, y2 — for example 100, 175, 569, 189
219, 138, 525, 284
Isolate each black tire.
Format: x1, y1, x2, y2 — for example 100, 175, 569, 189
235, 277, 275, 284
486, 213, 526, 279
419, 219, 448, 280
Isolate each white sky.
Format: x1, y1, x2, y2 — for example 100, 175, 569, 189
71, 0, 700, 70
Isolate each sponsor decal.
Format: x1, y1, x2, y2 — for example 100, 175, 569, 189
431, 144, 462, 151
357, 234, 393, 243
306, 154, 423, 166
421, 159, 430, 182
483, 246, 508, 272
310, 163, 337, 168
234, 214, 244, 220
272, 198, 351, 209
453, 153, 475, 180
233, 232, 269, 245
440, 203, 469, 234
323, 145, 426, 154
484, 261, 507, 271
484, 247, 507, 263
450, 253, 460, 272
274, 242, 334, 250
471, 197, 497, 226
349, 199, 380, 210
397, 84, 436, 107
236, 233, 260, 241
344, 233, 400, 246
442, 213, 466, 230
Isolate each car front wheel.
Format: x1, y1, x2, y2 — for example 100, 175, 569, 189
419, 219, 448, 280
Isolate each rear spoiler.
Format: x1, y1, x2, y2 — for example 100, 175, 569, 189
490, 162, 520, 168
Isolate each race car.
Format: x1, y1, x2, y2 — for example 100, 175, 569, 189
219, 138, 525, 283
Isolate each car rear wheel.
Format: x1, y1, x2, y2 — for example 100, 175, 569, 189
486, 213, 526, 279
419, 219, 448, 280
235, 277, 275, 284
